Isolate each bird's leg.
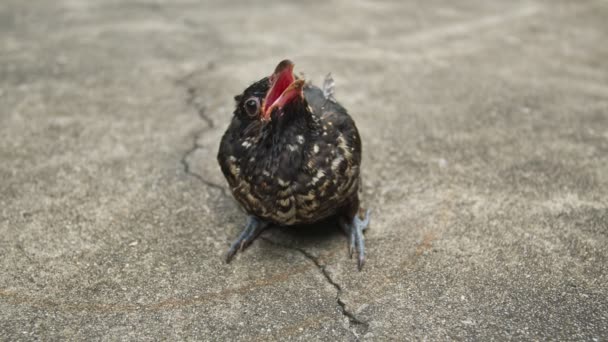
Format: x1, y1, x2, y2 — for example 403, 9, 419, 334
339, 209, 371, 271
225, 216, 270, 263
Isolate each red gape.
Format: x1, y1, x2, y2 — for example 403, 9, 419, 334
262, 60, 295, 119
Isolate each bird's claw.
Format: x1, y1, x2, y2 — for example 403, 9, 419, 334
342, 209, 371, 271
225, 216, 269, 263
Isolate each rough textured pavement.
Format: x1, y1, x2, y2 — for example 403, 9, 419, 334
1, 0, 608, 340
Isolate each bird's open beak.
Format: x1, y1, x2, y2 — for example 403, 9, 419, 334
262, 60, 304, 120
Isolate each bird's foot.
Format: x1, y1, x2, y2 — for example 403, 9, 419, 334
225, 216, 270, 263
340, 209, 371, 271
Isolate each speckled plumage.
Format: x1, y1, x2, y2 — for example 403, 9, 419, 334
217, 62, 369, 269
218, 79, 362, 225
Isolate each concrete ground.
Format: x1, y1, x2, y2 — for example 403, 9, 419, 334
1, 0, 607, 340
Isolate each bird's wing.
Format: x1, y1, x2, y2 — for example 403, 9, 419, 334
294, 86, 363, 223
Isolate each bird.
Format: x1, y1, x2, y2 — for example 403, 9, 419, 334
217, 60, 370, 270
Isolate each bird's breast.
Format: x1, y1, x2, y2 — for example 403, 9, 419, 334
219, 110, 362, 226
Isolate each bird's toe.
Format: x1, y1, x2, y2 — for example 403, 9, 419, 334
342, 210, 371, 270
224, 216, 269, 264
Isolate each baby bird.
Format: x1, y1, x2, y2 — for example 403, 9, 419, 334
217, 60, 370, 270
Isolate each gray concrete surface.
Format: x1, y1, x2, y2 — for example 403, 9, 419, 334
1, 0, 607, 340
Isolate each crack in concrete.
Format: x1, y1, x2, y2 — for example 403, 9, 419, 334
15, 243, 34, 263
176, 72, 229, 199
262, 237, 369, 339
179, 130, 227, 197
184, 82, 214, 129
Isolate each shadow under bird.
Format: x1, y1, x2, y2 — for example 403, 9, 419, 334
217, 60, 370, 270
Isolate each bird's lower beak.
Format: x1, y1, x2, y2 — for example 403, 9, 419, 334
263, 60, 303, 120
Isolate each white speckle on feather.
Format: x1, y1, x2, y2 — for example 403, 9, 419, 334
311, 169, 326, 184
337, 134, 352, 158
331, 155, 344, 170
229, 164, 240, 177
273, 204, 296, 223
296, 135, 305, 144
313, 144, 319, 154
297, 191, 316, 201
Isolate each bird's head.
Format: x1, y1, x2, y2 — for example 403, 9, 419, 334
234, 60, 306, 123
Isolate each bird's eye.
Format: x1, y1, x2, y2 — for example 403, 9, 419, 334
244, 98, 260, 117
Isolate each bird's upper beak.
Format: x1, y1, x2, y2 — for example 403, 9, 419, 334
262, 60, 304, 120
